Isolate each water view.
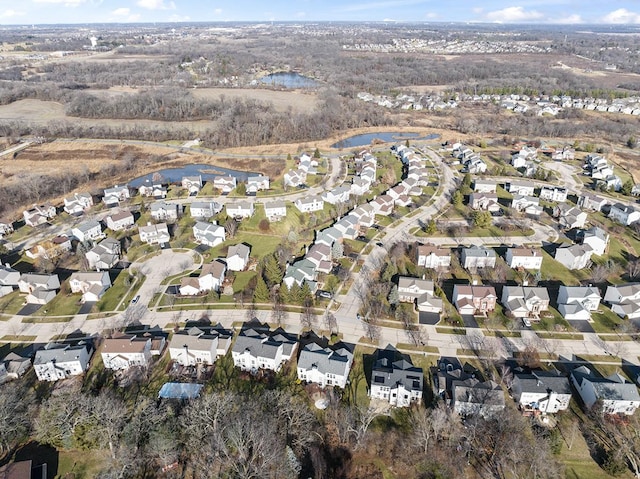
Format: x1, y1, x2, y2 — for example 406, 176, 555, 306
129, 164, 259, 187
331, 132, 440, 149
259, 72, 320, 88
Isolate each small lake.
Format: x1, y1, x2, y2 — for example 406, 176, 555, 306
331, 131, 441, 149
129, 164, 259, 187
260, 72, 319, 89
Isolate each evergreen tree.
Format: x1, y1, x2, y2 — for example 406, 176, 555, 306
425, 219, 437, 235
264, 255, 283, 287
300, 282, 313, 304
289, 282, 302, 305
388, 284, 400, 307
452, 190, 464, 207
313, 148, 321, 159
253, 277, 270, 303
622, 179, 634, 196
236, 182, 247, 196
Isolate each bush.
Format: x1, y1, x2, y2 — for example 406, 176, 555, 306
258, 218, 270, 232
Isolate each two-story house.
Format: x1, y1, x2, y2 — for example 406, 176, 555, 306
182, 175, 203, 195
213, 175, 237, 194
86, 237, 121, 270
34, 342, 93, 382
232, 327, 298, 373
72, 220, 104, 243
104, 210, 135, 231
69, 271, 111, 303
469, 192, 500, 212
416, 244, 451, 269
554, 204, 588, 230
169, 325, 233, 366
264, 200, 287, 221
190, 201, 222, 219
179, 259, 226, 295
103, 185, 130, 207
226, 244, 250, 272
226, 201, 254, 219
557, 286, 601, 320
295, 196, 325, 213
453, 284, 497, 315
18, 273, 60, 305
604, 283, 640, 320
461, 246, 497, 269
101, 335, 152, 370
23, 204, 56, 227
511, 371, 572, 414
369, 345, 423, 407
139, 223, 170, 245
571, 366, 640, 415
297, 340, 355, 389
192, 221, 226, 247
501, 285, 550, 319
63, 192, 93, 216
150, 201, 179, 222
246, 175, 270, 194
539, 186, 568, 203
579, 226, 609, 256
554, 244, 593, 270
505, 248, 543, 270
609, 203, 640, 226
397, 276, 443, 314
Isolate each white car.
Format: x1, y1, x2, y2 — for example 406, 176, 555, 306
522, 317, 532, 328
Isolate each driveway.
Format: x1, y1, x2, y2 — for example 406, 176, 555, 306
569, 320, 595, 333
461, 314, 480, 329
17, 304, 42, 316
419, 311, 441, 325
78, 301, 96, 315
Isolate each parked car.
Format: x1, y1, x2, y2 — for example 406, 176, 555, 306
317, 290, 333, 299
522, 317, 531, 328
131, 295, 140, 305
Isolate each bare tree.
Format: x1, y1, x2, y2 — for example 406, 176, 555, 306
224, 218, 239, 239
324, 312, 338, 335
362, 317, 381, 343
300, 298, 315, 330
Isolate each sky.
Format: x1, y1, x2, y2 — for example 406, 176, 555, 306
1, 0, 640, 25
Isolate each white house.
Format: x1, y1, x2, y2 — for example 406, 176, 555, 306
18, 273, 60, 305
69, 271, 111, 303
554, 244, 593, 270
461, 246, 497, 269
104, 210, 135, 231
577, 192, 608, 212
63, 192, 93, 215
0, 222, 13, 238
501, 285, 550, 319
103, 185, 130, 207
169, 326, 233, 366
557, 286, 601, 320
397, 276, 443, 314
507, 180, 536, 197
0, 352, 31, 383
609, 203, 640, 226
138, 180, 167, 199
295, 196, 325, 213
571, 366, 640, 415
369, 346, 423, 408
0, 265, 20, 298
554, 204, 588, 230
182, 176, 203, 195
139, 223, 170, 245
192, 221, 225, 247
34, 343, 93, 382
511, 372, 572, 414
511, 195, 541, 215
232, 327, 298, 373
226, 243, 250, 272
150, 201, 179, 222
297, 341, 354, 389
72, 220, 104, 243
214, 175, 237, 194
580, 226, 609, 256
539, 187, 568, 203
226, 201, 254, 219
416, 244, 451, 269
284, 169, 306, 188
86, 238, 121, 270
323, 185, 351, 205
469, 193, 500, 212
264, 200, 287, 221
179, 260, 226, 295
190, 201, 222, 219
246, 175, 269, 194
473, 179, 497, 193
604, 283, 640, 320
505, 248, 543, 270
452, 378, 505, 417
101, 335, 152, 370
23, 204, 56, 227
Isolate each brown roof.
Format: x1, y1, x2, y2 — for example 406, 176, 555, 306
102, 335, 148, 354
509, 248, 541, 257
201, 260, 226, 278
109, 210, 133, 222
417, 244, 449, 257
0, 460, 31, 479
180, 277, 200, 289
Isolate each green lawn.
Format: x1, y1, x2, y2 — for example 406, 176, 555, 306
591, 308, 625, 334
95, 270, 130, 312
40, 292, 82, 317
0, 291, 26, 316
57, 449, 107, 478
540, 250, 588, 286
207, 232, 284, 261
232, 271, 257, 294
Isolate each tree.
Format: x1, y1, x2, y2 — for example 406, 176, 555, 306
0, 384, 34, 459
313, 148, 321, 159
236, 182, 247, 195
324, 274, 339, 294
472, 210, 492, 228
258, 218, 270, 232
628, 136, 638, 149
324, 312, 338, 334
224, 218, 238, 238
301, 298, 315, 330
424, 219, 437, 235
628, 259, 640, 280
253, 277, 270, 303
388, 284, 400, 308
263, 254, 283, 287
246, 301, 257, 321
332, 240, 344, 259
622, 179, 634, 196
271, 288, 286, 327
452, 190, 463, 207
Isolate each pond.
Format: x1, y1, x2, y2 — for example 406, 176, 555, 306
259, 72, 319, 89
129, 164, 259, 187
331, 131, 440, 149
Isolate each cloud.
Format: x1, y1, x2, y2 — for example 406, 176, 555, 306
136, 0, 176, 10
485, 6, 543, 23
111, 7, 130, 16
0, 9, 25, 18
549, 14, 582, 24
338, 0, 430, 13
213, 8, 222, 15
33, 0, 87, 4
425, 11, 438, 19
602, 8, 640, 24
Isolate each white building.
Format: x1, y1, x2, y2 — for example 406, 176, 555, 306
226, 243, 250, 272
103, 185, 130, 207
179, 260, 226, 295
69, 271, 111, 303
571, 366, 640, 415
604, 283, 640, 320
539, 187, 568, 203
182, 176, 203, 195
63, 192, 93, 215
297, 341, 354, 389
18, 273, 60, 305
72, 220, 104, 243
192, 221, 225, 247
416, 244, 451, 269
86, 238, 121, 270
190, 201, 222, 219
101, 335, 152, 370
554, 244, 593, 270
295, 196, 324, 213
557, 286, 601, 320
34, 343, 93, 382
139, 223, 170, 245
213, 175, 237, 194
169, 326, 232, 366
511, 372, 572, 414
369, 346, 423, 407
247, 175, 269, 194
609, 203, 640, 226
104, 210, 135, 231
232, 328, 298, 373
150, 201, 179, 222
264, 200, 287, 221
226, 201, 254, 219
23, 204, 56, 227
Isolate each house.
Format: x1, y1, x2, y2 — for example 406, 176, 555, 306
551, 147, 575, 161
226, 243, 250, 272
101, 335, 152, 370
473, 179, 497, 193
190, 201, 222, 219
297, 340, 355, 388
511, 195, 541, 215
264, 200, 287, 221
505, 248, 543, 270
283, 259, 317, 290
553, 204, 588, 230
214, 175, 237, 194
571, 366, 640, 415
579, 226, 609, 256
138, 179, 167, 198
150, 201, 179, 222
598, 175, 622, 192
452, 378, 505, 417
169, 325, 233, 366
33, 342, 93, 381
609, 203, 640, 226
0, 265, 20, 298
397, 276, 443, 314
182, 175, 203, 195
72, 220, 104, 243
18, 273, 60, 305
461, 246, 497, 269
139, 223, 170, 245
0, 222, 13, 238
469, 193, 500, 212
284, 169, 306, 188
350, 176, 370, 196
192, 221, 225, 247
369, 345, 423, 407
323, 185, 351, 205
63, 192, 93, 215
232, 327, 298, 373
295, 196, 324, 213
24, 236, 72, 260
557, 286, 601, 320
501, 285, 550, 319
246, 175, 269, 194
416, 244, 451, 269
452, 284, 497, 315
104, 210, 135, 231
179, 259, 226, 295
69, 271, 111, 303
577, 192, 608, 212
464, 156, 487, 174
23, 204, 56, 227
511, 371, 572, 414
539, 186, 568, 202
507, 180, 535, 197
103, 185, 130, 207
226, 201, 254, 219
0, 352, 31, 383
86, 237, 121, 270
306, 243, 332, 273
554, 244, 593, 270
604, 283, 640, 320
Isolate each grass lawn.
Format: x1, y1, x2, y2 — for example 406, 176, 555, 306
232, 271, 257, 294
207, 232, 283, 261
343, 345, 376, 407
57, 449, 107, 478
95, 270, 130, 312
591, 308, 625, 334
1, 335, 36, 342
0, 291, 26, 316
540, 250, 588, 286
40, 293, 82, 317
